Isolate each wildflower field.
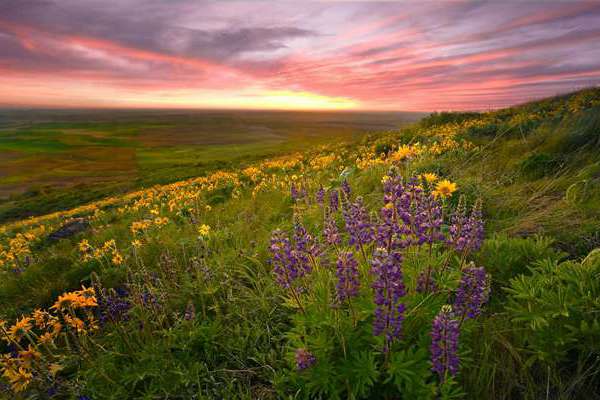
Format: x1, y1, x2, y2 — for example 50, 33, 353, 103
1, 88, 600, 399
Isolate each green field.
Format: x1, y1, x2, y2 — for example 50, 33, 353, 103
0, 109, 422, 223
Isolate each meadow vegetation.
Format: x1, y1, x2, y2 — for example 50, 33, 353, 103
0, 88, 600, 399
0, 110, 418, 224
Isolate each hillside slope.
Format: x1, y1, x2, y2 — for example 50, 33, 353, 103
1, 88, 599, 399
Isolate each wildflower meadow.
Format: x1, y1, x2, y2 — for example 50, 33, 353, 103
1, 88, 600, 399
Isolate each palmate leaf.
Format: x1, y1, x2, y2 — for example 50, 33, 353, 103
339, 350, 379, 399
385, 348, 436, 399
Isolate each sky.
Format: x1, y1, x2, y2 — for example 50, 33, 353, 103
1, 1, 600, 111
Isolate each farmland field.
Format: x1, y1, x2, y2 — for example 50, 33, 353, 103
0, 109, 423, 223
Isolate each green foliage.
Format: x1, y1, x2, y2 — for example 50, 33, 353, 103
475, 234, 562, 292
519, 153, 560, 179
420, 111, 480, 128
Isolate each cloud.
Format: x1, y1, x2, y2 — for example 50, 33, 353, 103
1, 0, 600, 110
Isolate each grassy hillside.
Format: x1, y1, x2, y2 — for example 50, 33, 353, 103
0, 110, 421, 224
0, 88, 599, 399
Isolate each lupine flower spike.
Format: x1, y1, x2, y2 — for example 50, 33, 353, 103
454, 264, 489, 323
371, 248, 406, 353
335, 251, 360, 302
430, 305, 460, 380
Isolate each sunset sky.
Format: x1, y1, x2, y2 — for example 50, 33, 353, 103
1, 1, 600, 111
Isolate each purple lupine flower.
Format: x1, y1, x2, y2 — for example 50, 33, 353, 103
290, 183, 299, 201
376, 174, 412, 250
416, 270, 438, 294
430, 305, 460, 380
335, 251, 360, 302
466, 200, 484, 252
96, 287, 131, 326
343, 197, 375, 250
448, 199, 484, 254
323, 214, 341, 246
371, 248, 406, 352
396, 177, 445, 246
293, 223, 319, 274
418, 194, 445, 245
316, 185, 325, 205
329, 189, 340, 212
454, 265, 489, 321
341, 179, 352, 199
295, 348, 316, 370
270, 229, 301, 288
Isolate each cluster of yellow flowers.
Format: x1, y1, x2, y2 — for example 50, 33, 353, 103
309, 154, 337, 170
0, 226, 45, 271
242, 166, 262, 182
260, 153, 304, 171
355, 143, 423, 170
79, 239, 124, 265
0, 287, 98, 393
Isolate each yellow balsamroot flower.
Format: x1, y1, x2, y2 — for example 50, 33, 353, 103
18, 345, 41, 368
64, 315, 86, 333
421, 172, 438, 184
131, 239, 142, 248
5, 366, 33, 392
111, 252, 124, 266
51, 287, 97, 310
198, 224, 211, 237
32, 309, 50, 328
433, 179, 458, 198
78, 239, 91, 253
38, 331, 54, 345
7, 317, 33, 342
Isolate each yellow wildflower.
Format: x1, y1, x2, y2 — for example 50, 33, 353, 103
7, 317, 32, 342
421, 172, 438, 184
433, 179, 458, 198
198, 224, 211, 237
18, 345, 41, 368
6, 367, 32, 392
111, 252, 124, 265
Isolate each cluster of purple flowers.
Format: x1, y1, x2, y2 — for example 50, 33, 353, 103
270, 229, 304, 289
430, 305, 460, 380
329, 189, 340, 212
323, 215, 341, 246
371, 248, 406, 353
343, 197, 375, 250
448, 199, 484, 254
270, 224, 319, 289
454, 265, 489, 320
272, 176, 490, 378
315, 185, 325, 205
335, 251, 360, 302
295, 348, 316, 371
290, 183, 308, 202
382, 174, 445, 247
95, 286, 131, 326
341, 180, 352, 200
